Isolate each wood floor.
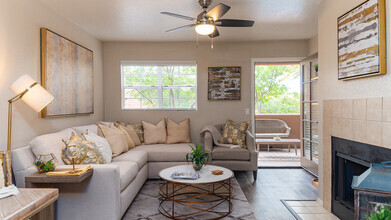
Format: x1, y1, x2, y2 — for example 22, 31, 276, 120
235, 168, 318, 220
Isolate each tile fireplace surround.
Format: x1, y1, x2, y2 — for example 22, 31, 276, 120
322, 97, 391, 211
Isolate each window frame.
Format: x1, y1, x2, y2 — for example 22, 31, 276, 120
120, 61, 198, 111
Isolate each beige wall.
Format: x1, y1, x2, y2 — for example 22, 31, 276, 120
0, 0, 104, 150
103, 41, 308, 144
308, 35, 318, 56
317, 0, 391, 204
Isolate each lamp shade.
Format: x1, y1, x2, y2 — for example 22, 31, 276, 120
10, 74, 54, 112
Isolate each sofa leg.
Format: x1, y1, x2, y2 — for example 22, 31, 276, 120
253, 170, 258, 181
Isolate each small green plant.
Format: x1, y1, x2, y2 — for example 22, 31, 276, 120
35, 160, 55, 172
367, 204, 391, 220
314, 64, 319, 72
185, 144, 210, 171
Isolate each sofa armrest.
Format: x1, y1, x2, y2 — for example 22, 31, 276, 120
203, 131, 214, 152
246, 131, 256, 153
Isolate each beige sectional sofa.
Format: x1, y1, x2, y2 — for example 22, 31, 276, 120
11, 124, 194, 220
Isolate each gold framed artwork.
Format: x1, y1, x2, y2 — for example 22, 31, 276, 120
208, 66, 241, 100
337, 0, 386, 80
41, 28, 94, 118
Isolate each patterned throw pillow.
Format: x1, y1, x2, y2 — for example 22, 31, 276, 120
129, 122, 144, 143
62, 132, 106, 165
82, 133, 112, 163
219, 119, 250, 148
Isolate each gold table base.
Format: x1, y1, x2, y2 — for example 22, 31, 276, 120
158, 179, 233, 220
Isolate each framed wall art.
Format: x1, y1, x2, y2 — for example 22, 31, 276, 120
208, 66, 241, 100
41, 28, 94, 117
338, 0, 386, 80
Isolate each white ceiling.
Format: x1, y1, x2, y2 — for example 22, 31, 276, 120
39, 0, 321, 42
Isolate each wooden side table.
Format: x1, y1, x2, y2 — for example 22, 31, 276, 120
256, 138, 301, 155
25, 168, 93, 188
0, 188, 58, 220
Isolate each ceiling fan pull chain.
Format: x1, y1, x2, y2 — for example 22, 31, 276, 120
211, 36, 214, 49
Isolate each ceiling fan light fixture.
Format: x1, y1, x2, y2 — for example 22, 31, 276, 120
195, 23, 215, 35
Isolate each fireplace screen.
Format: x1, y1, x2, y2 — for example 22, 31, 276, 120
354, 190, 391, 220
352, 162, 391, 220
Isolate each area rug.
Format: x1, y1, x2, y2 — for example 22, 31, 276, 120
122, 178, 256, 220
258, 149, 301, 161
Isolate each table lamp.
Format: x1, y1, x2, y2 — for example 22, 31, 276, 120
4, 74, 54, 185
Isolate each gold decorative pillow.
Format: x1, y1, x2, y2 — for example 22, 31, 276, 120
97, 123, 128, 157
61, 132, 105, 165
219, 119, 250, 148
166, 118, 191, 144
129, 122, 144, 143
142, 119, 167, 144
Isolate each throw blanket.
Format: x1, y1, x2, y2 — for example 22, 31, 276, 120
200, 125, 240, 149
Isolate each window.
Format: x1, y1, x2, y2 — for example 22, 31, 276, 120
121, 61, 197, 110
254, 63, 300, 114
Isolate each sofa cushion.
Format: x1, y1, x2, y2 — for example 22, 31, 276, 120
111, 161, 138, 192
30, 128, 76, 165
97, 123, 128, 157
212, 146, 250, 161
166, 118, 191, 144
142, 119, 166, 144
112, 151, 147, 171
132, 143, 194, 162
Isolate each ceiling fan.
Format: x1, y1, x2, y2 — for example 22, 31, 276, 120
161, 0, 255, 38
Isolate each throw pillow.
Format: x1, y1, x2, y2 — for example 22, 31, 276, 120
0, 159, 4, 188
166, 118, 191, 144
115, 124, 135, 149
30, 128, 75, 165
142, 119, 167, 144
97, 123, 128, 157
61, 132, 106, 165
82, 133, 113, 163
114, 123, 141, 146
219, 119, 250, 148
129, 122, 144, 143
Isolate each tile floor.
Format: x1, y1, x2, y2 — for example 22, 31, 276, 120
285, 200, 340, 220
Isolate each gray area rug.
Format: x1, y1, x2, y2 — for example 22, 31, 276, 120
123, 178, 256, 219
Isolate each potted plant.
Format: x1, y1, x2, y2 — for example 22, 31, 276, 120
185, 144, 210, 171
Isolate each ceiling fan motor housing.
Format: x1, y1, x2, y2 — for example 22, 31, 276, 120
199, 0, 212, 9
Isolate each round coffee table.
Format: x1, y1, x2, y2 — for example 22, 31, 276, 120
158, 165, 233, 219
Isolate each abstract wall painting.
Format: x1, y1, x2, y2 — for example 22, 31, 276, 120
338, 0, 386, 80
208, 66, 241, 100
41, 28, 94, 117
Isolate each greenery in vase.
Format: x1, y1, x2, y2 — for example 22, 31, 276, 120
314, 64, 319, 72
185, 144, 210, 168
367, 204, 391, 220
35, 160, 55, 172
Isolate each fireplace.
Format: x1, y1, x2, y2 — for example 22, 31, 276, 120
332, 137, 391, 220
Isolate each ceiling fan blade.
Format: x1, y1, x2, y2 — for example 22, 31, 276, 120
161, 12, 196, 21
215, 19, 254, 27
206, 3, 231, 21
166, 24, 195, 32
209, 28, 220, 38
